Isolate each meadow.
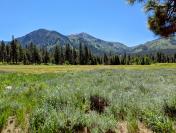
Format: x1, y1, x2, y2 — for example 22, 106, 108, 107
0, 64, 176, 133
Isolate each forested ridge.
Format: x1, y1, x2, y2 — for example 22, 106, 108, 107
1, 37, 176, 65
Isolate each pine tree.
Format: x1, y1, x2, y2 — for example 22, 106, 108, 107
27, 43, 34, 63
60, 46, 64, 64
127, 55, 131, 65
23, 51, 28, 65
0, 42, 2, 62
79, 43, 84, 65
121, 53, 127, 65
141, 57, 145, 65
1, 41, 6, 63
43, 49, 50, 64
104, 53, 109, 65
157, 52, 162, 63
128, 0, 176, 37
5, 45, 11, 63
10, 36, 19, 64
19, 45, 24, 63
65, 44, 72, 64
54, 45, 60, 64
114, 55, 120, 65
33, 45, 41, 64
174, 53, 176, 63
84, 45, 89, 64
145, 55, 151, 65
27, 43, 41, 64
26, 48, 31, 64
65, 44, 69, 62
72, 48, 78, 65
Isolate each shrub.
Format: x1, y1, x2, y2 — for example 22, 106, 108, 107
164, 98, 176, 118
127, 118, 139, 133
141, 111, 174, 133
90, 95, 109, 113
29, 107, 48, 132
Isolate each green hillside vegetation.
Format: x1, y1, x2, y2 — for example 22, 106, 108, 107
1, 37, 176, 65
17, 29, 71, 47
132, 36, 176, 53
68, 33, 128, 55
4, 29, 175, 55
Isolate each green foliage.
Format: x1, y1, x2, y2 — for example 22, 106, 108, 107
127, 117, 139, 133
1, 38, 176, 65
128, 0, 176, 37
141, 111, 174, 133
164, 97, 176, 119
0, 68, 176, 132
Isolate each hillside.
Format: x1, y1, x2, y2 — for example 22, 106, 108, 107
17, 29, 129, 55
68, 33, 129, 55
131, 36, 176, 54
17, 29, 71, 47
13, 29, 176, 55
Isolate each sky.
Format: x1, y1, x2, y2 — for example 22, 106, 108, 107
0, 0, 157, 46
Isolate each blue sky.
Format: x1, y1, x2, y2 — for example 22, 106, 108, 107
0, 0, 157, 46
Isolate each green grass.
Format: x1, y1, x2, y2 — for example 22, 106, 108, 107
0, 64, 176, 132
0, 63, 176, 74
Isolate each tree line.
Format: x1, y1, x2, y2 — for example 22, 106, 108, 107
0, 37, 176, 65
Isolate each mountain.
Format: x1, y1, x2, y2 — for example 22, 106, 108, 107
131, 36, 176, 54
14, 28, 176, 55
17, 29, 129, 55
68, 33, 129, 55
17, 29, 71, 47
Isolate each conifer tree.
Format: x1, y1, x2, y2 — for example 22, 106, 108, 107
43, 49, 50, 64
104, 53, 109, 65
128, 0, 176, 37
60, 46, 64, 64
33, 45, 41, 64
10, 36, 19, 64
23, 51, 28, 65
19, 45, 24, 63
0, 41, 6, 62
174, 53, 176, 62
72, 47, 78, 65
84, 45, 88, 64
5, 45, 11, 63
79, 43, 84, 65
54, 45, 60, 64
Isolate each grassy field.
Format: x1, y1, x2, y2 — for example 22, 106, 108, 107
0, 64, 176, 133
0, 63, 176, 74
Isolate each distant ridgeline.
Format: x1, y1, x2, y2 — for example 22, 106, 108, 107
0, 29, 176, 65
0, 39, 176, 65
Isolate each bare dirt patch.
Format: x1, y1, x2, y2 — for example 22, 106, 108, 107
138, 122, 153, 133
1, 116, 21, 133
117, 121, 153, 133
1, 115, 29, 133
117, 121, 128, 133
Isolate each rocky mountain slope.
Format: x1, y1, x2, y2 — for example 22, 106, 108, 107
15, 29, 176, 55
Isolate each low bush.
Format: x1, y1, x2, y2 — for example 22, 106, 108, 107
164, 98, 176, 118
90, 95, 109, 113
141, 111, 174, 133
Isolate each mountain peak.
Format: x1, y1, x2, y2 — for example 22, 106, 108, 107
30, 28, 51, 33
78, 32, 90, 35
76, 32, 97, 40
31, 29, 61, 35
17, 29, 71, 47
36, 28, 49, 31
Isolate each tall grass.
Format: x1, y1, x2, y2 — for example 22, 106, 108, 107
0, 66, 176, 132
